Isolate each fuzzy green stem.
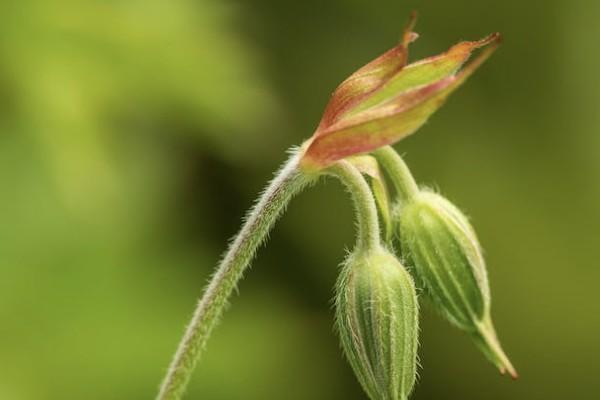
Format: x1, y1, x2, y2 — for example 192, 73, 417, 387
157, 150, 313, 400
373, 146, 419, 203
326, 160, 381, 252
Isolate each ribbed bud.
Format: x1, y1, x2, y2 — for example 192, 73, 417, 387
397, 190, 516, 378
335, 247, 419, 400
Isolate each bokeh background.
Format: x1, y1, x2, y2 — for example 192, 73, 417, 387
1, 0, 598, 399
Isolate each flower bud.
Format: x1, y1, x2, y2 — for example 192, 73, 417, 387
397, 190, 516, 377
299, 13, 501, 171
335, 247, 419, 400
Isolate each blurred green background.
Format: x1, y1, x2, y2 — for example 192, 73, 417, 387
1, 0, 598, 399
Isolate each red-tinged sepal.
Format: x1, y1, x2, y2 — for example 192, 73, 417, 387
300, 28, 501, 171
317, 12, 418, 130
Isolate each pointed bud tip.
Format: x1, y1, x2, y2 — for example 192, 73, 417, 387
405, 10, 418, 31
482, 32, 502, 46
499, 365, 519, 380
475, 320, 517, 381
493, 342, 518, 380
401, 12, 419, 47
506, 364, 519, 380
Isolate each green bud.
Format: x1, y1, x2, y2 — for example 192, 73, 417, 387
397, 190, 517, 378
335, 247, 419, 400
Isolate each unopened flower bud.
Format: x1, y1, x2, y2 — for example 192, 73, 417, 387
397, 190, 517, 378
335, 247, 419, 400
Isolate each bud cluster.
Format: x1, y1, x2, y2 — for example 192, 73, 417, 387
313, 14, 515, 400
333, 147, 516, 400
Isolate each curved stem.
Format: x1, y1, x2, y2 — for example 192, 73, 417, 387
373, 146, 419, 203
157, 150, 313, 400
326, 160, 381, 252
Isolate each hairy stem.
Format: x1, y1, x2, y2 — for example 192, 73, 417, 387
374, 146, 419, 203
157, 150, 313, 400
326, 160, 381, 252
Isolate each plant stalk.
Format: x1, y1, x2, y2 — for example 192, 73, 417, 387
374, 146, 419, 203
326, 160, 381, 252
157, 150, 313, 400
